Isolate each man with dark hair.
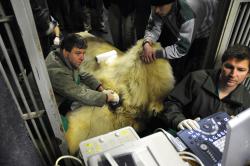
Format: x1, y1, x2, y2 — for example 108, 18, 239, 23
142, 0, 219, 82
158, 45, 250, 130
46, 33, 119, 114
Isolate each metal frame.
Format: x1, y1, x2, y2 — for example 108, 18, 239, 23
1, 0, 72, 165
9, 0, 66, 145
214, 0, 250, 67
0, 58, 48, 166
0, 2, 57, 163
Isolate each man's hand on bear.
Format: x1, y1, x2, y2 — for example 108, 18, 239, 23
103, 89, 120, 103
142, 42, 156, 63
103, 89, 114, 95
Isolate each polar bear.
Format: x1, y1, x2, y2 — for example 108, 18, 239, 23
64, 32, 175, 154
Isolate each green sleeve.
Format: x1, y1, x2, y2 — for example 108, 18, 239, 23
48, 68, 106, 107
79, 71, 102, 90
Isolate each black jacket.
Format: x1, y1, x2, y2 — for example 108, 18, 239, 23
159, 69, 250, 130
30, 0, 51, 36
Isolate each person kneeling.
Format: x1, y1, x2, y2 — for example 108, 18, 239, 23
46, 33, 119, 115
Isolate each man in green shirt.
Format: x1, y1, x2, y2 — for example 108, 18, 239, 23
46, 33, 119, 114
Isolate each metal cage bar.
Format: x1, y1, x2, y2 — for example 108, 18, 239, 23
215, 0, 250, 68
8, 0, 71, 165
0, 2, 56, 157
236, 3, 250, 44
0, 35, 54, 165
0, 61, 47, 166
230, 3, 247, 45
0, 0, 72, 166
241, 4, 250, 44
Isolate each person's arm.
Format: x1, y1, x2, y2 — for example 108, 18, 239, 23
144, 9, 163, 43
97, 85, 104, 92
53, 25, 60, 45
155, 3, 196, 60
80, 72, 119, 103
48, 68, 107, 107
79, 71, 103, 90
53, 24, 60, 37
142, 10, 163, 63
51, 17, 60, 45
155, 19, 195, 60
159, 73, 195, 130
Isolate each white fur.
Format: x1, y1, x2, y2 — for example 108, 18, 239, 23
65, 32, 175, 154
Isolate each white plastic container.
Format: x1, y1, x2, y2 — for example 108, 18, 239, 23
95, 50, 117, 64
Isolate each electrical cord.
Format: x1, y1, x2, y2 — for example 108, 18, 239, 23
154, 128, 172, 139
154, 128, 187, 152
179, 151, 205, 166
181, 156, 199, 163
154, 128, 204, 165
54, 155, 83, 166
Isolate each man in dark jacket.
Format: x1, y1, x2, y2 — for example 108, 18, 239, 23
159, 44, 250, 130
46, 34, 119, 114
